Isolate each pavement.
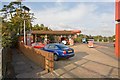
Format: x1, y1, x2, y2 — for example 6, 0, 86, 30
40, 43, 120, 78
12, 49, 43, 78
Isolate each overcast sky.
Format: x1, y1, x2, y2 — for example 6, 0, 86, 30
1, 0, 115, 37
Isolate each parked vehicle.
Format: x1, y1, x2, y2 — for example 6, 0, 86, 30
43, 43, 74, 61
82, 38, 87, 43
32, 42, 45, 49
88, 39, 94, 48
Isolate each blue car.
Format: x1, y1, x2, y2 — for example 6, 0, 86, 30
43, 43, 75, 61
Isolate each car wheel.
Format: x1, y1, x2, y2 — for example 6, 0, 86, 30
54, 54, 59, 61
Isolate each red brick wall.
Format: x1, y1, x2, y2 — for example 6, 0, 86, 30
19, 43, 54, 72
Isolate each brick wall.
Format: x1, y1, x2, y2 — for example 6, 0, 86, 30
19, 43, 54, 72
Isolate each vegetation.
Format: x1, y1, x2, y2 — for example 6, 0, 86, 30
1, 1, 52, 47
74, 34, 115, 43
1, 1, 34, 47
32, 24, 52, 31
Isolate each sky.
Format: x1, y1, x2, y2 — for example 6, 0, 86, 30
1, 0, 115, 37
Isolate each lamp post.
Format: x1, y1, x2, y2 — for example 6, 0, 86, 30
24, 13, 34, 45
24, 19, 26, 45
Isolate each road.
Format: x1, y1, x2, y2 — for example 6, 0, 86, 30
54, 42, 117, 70
54, 51, 88, 69
94, 42, 114, 48
94, 42, 117, 60
42, 43, 119, 78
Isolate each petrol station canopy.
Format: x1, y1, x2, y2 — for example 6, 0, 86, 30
31, 30, 81, 35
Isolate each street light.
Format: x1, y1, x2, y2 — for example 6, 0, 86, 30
24, 19, 26, 44
23, 12, 35, 45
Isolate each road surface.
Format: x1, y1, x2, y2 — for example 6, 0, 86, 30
94, 42, 117, 60
42, 43, 119, 78
54, 42, 117, 70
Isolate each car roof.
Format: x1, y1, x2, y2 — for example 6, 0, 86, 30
47, 43, 64, 46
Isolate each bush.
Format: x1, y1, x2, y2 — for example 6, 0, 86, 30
74, 37, 82, 43
2, 35, 12, 48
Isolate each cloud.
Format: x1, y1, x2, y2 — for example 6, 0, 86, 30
1, 0, 115, 2
32, 2, 115, 36
33, 3, 96, 25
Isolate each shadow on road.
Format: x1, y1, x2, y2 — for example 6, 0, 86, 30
54, 52, 88, 70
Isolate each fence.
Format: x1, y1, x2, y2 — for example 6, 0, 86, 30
19, 42, 54, 72
2, 47, 14, 78
0, 48, 2, 79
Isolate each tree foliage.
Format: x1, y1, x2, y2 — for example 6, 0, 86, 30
32, 24, 52, 31
1, 1, 34, 47
75, 34, 115, 43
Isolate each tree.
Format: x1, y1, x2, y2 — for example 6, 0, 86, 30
32, 24, 52, 31
2, 21, 12, 47
1, 1, 34, 47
